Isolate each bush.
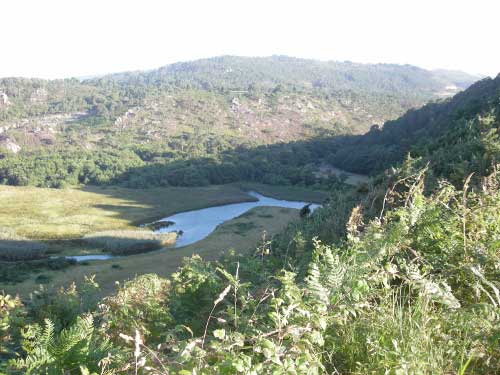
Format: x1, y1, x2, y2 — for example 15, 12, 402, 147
0, 258, 75, 284
100, 274, 173, 342
5, 170, 500, 374
34, 274, 52, 284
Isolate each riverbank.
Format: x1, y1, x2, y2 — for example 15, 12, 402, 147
0, 183, 329, 295
2, 206, 301, 297
0, 184, 255, 240
0, 184, 328, 241
238, 182, 329, 203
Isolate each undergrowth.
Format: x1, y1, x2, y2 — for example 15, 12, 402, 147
1, 166, 499, 374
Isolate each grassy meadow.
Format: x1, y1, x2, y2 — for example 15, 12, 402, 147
0, 183, 326, 296
238, 182, 329, 203
0, 184, 256, 240
2, 206, 301, 296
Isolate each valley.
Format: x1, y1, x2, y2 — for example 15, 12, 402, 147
2, 205, 303, 297
0, 182, 327, 295
1, 54, 499, 374
0, 56, 479, 190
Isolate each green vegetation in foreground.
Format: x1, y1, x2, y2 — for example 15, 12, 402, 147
3, 166, 500, 373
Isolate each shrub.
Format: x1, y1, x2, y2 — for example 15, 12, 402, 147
34, 274, 52, 284
0, 258, 75, 284
99, 274, 172, 342
0, 294, 25, 362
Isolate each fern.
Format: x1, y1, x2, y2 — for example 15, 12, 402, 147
14, 314, 116, 374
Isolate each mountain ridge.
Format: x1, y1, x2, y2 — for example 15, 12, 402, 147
0, 56, 494, 189
95, 55, 478, 95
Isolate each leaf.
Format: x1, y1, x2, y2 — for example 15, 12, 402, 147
213, 329, 226, 340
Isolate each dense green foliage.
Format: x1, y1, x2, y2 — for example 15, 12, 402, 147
2, 165, 500, 374
103, 56, 473, 97
0, 150, 143, 188
0, 77, 140, 122
0, 138, 347, 189
0, 56, 478, 189
331, 74, 500, 181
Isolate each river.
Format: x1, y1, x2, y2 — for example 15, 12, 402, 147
66, 191, 320, 261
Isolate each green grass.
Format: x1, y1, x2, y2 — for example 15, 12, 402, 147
331, 167, 369, 186
314, 164, 369, 186
1, 206, 301, 296
222, 222, 257, 235
0, 184, 254, 240
0, 257, 76, 284
257, 213, 274, 218
0, 182, 323, 295
238, 182, 329, 203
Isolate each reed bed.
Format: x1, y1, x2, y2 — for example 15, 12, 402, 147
83, 230, 177, 255
0, 227, 48, 261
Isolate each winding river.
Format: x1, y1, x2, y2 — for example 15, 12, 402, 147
67, 191, 320, 262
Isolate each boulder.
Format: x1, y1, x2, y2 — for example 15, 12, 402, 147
0, 92, 10, 108
0, 136, 21, 153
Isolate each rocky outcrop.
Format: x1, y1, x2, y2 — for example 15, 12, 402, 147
231, 97, 241, 112
114, 109, 137, 128
30, 88, 48, 103
0, 92, 10, 108
0, 136, 21, 153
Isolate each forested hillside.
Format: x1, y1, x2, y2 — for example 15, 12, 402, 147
104, 56, 473, 96
0, 56, 478, 188
1, 63, 500, 374
331, 74, 500, 181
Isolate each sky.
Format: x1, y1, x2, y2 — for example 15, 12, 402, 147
2, 0, 499, 79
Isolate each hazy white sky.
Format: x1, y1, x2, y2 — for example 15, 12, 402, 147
2, 0, 499, 79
